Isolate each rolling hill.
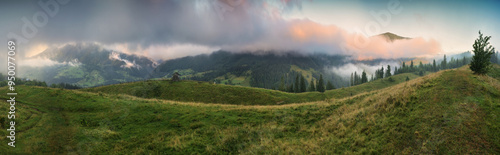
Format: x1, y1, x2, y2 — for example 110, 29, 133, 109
82, 72, 420, 105
1, 65, 498, 154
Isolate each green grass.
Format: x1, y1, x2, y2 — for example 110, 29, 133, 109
54, 66, 85, 79
83, 80, 324, 105
82, 72, 420, 105
325, 72, 420, 99
0, 66, 498, 154
77, 70, 106, 87
488, 64, 500, 80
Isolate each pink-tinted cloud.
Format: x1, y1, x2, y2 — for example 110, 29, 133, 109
224, 18, 443, 60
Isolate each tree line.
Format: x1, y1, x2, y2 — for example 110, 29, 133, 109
0, 73, 81, 89
348, 54, 479, 86
278, 73, 335, 93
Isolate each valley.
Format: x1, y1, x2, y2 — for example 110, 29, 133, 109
1, 0, 499, 154
1, 65, 498, 154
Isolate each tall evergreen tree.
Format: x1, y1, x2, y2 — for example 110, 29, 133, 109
287, 84, 294, 92
279, 75, 285, 91
294, 74, 299, 93
450, 57, 456, 68
442, 54, 447, 69
326, 80, 335, 90
410, 60, 414, 71
361, 71, 368, 83
309, 79, 316, 92
433, 59, 437, 71
385, 65, 391, 77
317, 74, 325, 93
381, 66, 384, 78
300, 75, 306, 92
350, 73, 353, 86
354, 71, 358, 85
402, 62, 406, 72
470, 31, 495, 75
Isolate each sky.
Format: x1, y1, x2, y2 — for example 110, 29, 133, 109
1, 0, 499, 62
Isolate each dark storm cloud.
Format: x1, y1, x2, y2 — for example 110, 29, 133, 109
1, 0, 442, 62
1, 0, 303, 48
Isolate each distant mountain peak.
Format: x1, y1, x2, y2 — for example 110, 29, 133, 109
376, 32, 410, 42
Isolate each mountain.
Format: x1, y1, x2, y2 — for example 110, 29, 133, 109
152, 51, 350, 89
21, 43, 157, 87
1, 65, 498, 154
18, 44, 398, 89
19, 41, 447, 89
377, 32, 410, 42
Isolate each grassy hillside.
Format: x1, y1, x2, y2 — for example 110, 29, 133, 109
488, 64, 500, 80
83, 80, 325, 105
1, 66, 498, 154
83, 72, 420, 105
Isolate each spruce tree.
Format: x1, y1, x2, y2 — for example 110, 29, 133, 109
300, 75, 306, 92
287, 84, 294, 92
410, 60, 414, 71
470, 31, 495, 75
350, 73, 354, 86
433, 59, 437, 71
380, 66, 384, 78
385, 65, 391, 77
442, 54, 447, 70
402, 62, 406, 73
326, 80, 334, 90
361, 71, 367, 83
279, 75, 285, 91
354, 72, 358, 85
294, 74, 299, 93
309, 79, 316, 91
317, 74, 325, 93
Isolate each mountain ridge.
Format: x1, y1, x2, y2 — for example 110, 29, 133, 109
377, 32, 411, 42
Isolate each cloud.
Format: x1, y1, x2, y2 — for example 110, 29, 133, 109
109, 51, 141, 69
17, 57, 81, 68
1, 0, 442, 61
330, 61, 401, 80
105, 43, 219, 61
222, 18, 442, 59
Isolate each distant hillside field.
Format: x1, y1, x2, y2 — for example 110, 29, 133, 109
83, 72, 420, 105
0, 66, 498, 154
